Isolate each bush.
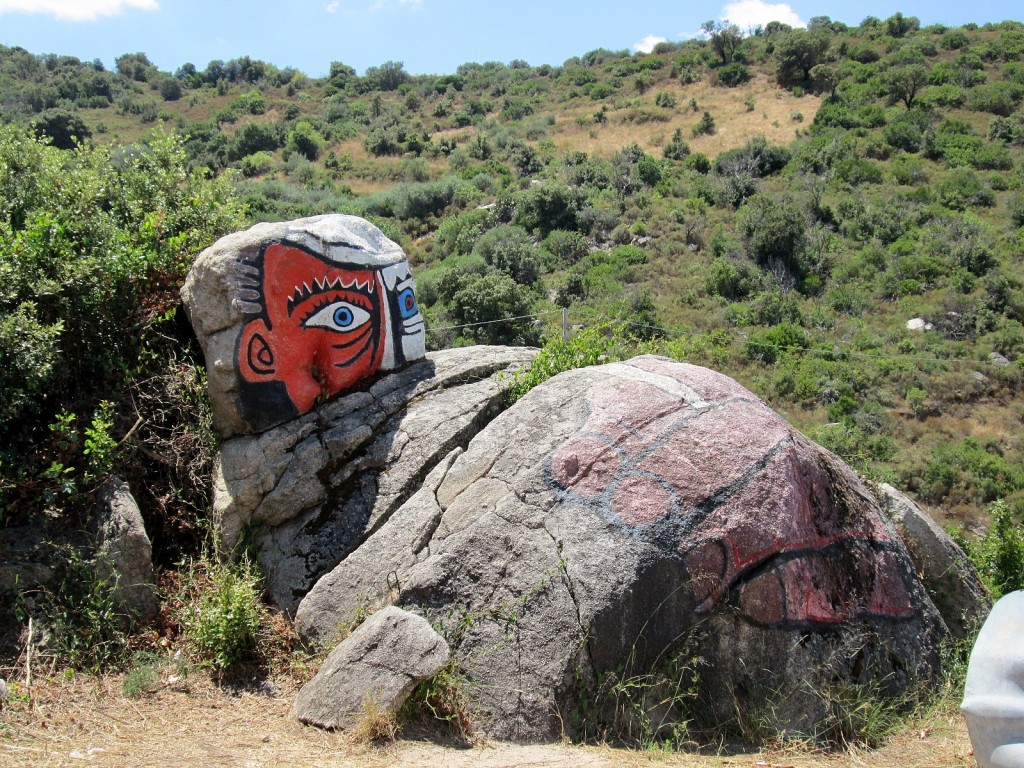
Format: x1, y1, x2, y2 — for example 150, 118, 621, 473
285, 121, 324, 161
434, 209, 489, 258
936, 169, 995, 210
716, 62, 752, 87
543, 229, 590, 265
663, 128, 690, 160
970, 501, 1024, 598
737, 192, 807, 273
180, 558, 263, 670
509, 324, 624, 401
17, 545, 129, 671
924, 438, 1024, 505
434, 268, 539, 346
744, 322, 809, 364
692, 111, 716, 136
239, 151, 274, 177
512, 181, 583, 235
472, 225, 541, 284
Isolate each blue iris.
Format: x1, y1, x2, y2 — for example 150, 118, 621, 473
333, 306, 355, 328
398, 287, 418, 319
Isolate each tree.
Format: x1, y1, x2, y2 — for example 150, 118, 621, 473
472, 225, 541, 284
886, 64, 929, 108
885, 12, 920, 38
737, 192, 807, 274
285, 121, 324, 161
115, 52, 153, 81
435, 269, 539, 345
702, 20, 743, 65
365, 60, 409, 91
31, 108, 91, 149
810, 64, 840, 98
230, 122, 283, 161
663, 128, 691, 160
774, 29, 830, 86
158, 76, 183, 101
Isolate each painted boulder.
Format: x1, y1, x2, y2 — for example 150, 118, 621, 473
962, 591, 1024, 768
182, 215, 426, 438
295, 356, 950, 742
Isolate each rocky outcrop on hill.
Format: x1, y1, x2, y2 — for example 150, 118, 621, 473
879, 483, 990, 641
213, 345, 535, 609
293, 356, 950, 742
181, 215, 968, 744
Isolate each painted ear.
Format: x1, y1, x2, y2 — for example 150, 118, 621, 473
239, 318, 277, 382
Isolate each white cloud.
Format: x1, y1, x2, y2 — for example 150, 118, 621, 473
325, 0, 339, 11
369, 0, 420, 9
0, 0, 158, 20
632, 34, 667, 54
720, 0, 805, 31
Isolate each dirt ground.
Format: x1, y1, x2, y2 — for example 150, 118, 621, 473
0, 672, 976, 768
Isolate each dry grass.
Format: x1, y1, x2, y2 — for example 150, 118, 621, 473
550, 73, 820, 160
0, 671, 973, 768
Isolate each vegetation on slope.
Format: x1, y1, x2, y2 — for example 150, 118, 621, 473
1, 14, 1023, 729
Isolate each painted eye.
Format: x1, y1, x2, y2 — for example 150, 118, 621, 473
304, 301, 371, 333
397, 287, 419, 319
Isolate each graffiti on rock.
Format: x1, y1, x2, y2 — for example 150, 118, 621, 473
546, 360, 916, 630
234, 241, 425, 419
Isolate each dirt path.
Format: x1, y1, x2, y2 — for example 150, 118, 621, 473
0, 674, 975, 768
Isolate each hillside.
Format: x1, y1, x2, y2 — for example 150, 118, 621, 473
1, 14, 1024, 733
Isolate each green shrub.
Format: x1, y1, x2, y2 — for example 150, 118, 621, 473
18, 546, 129, 671
285, 121, 324, 161
936, 169, 995, 209
0, 127, 240, 448
924, 438, 1024, 504
692, 111, 715, 137
472, 225, 541, 284
663, 129, 690, 160
180, 558, 263, 670
716, 62, 752, 87
239, 151, 274, 177
744, 322, 809, 364
510, 324, 625, 401
543, 229, 590, 265
969, 501, 1024, 598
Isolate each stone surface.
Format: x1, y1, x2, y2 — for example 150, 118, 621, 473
906, 317, 934, 331
0, 525, 53, 597
295, 356, 949, 742
213, 345, 536, 611
962, 591, 1024, 768
879, 483, 990, 641
293, 606, 449, 730
93, 477, 158, 622
182, 215, 427, 438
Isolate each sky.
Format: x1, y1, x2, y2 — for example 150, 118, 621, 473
0, 0, 1021, 78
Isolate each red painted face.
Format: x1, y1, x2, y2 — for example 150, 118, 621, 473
238, 243, 386, 414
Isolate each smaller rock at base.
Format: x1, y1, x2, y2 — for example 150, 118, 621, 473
0, 677, 8, 701
293, 606, 449, 730
93, 477, 159, 622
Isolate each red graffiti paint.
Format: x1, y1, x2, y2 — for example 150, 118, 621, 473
548, 360, 916, 629
238, 243, 386, 414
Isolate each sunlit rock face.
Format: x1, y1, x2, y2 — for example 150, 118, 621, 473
295, 356, 950, 743
182, 214, 425, 438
